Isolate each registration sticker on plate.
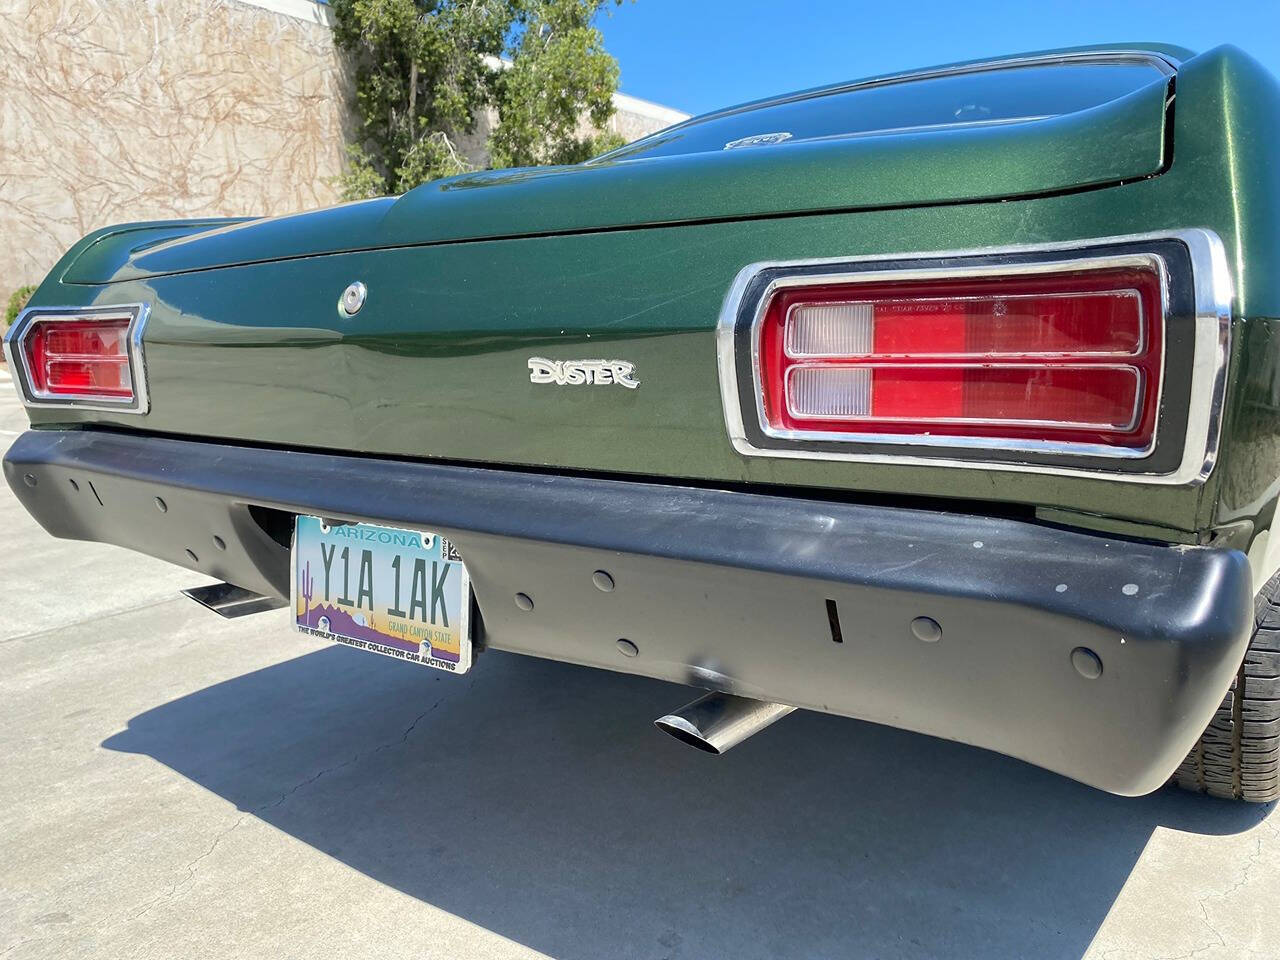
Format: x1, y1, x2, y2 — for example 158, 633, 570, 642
293, 516, 472, 673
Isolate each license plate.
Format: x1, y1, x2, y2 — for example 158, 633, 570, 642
292, 516, 472, 673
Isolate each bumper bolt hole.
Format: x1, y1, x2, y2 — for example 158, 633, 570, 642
616, 638, 639, 657
185, 549, 199, 563
68, 478, 79, 491
592, 570, 615, 592
514, 592, 534, 612
1071, 646, 1103, 679
155, 497, 167, 513
910, 616, 942, 643
213, 535, 226, 551
22, 473, 36, 487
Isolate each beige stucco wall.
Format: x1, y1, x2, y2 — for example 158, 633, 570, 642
0, 0, 687, 294
0, 0, 350, 291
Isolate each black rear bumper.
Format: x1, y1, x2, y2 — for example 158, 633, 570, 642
4, 429, 1254, 795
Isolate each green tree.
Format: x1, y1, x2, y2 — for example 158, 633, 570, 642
4, 285, 35, 334
330, 0, 626, 200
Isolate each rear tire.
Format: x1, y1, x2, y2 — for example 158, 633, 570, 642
1172, 570, 1280, 802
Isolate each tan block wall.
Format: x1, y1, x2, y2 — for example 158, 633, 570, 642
0, 0, 350, 290
0, 0, 686, 294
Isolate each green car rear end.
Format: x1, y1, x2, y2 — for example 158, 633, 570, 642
6, 44, 1280, 800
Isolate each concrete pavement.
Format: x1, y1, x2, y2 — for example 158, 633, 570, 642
1, 380, 1278, 960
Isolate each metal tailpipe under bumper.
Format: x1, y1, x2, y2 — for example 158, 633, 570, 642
4, 428, 1255, 796
655, 692, 796, 754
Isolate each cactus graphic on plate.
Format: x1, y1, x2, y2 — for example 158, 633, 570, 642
300, 560, 315, 625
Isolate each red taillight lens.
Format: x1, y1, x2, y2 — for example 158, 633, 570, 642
24, 318, 135, 401
759, 267, 1162, 448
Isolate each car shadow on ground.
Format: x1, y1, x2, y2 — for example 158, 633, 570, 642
104, 645, 1270, 960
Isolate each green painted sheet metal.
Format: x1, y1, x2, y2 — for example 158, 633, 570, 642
18, 45, 1280, 548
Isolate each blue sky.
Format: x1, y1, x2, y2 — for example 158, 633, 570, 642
598, 0, 1280, 116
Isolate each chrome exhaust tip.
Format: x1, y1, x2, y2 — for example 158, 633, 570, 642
655, 692, 795, 755
182, 582, 287, 619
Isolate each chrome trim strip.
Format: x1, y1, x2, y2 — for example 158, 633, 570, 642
781, 362, 1145, 432
3, 303, 151, 414
715, 229, 1232, 486
593, 49, 1178, 163
748, 253, 1167, 461
778, 114, 1055, 146
780, 287, 1147, 359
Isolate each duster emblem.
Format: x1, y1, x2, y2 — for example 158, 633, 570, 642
724, 131, 792, 150
528, 357, 639, 389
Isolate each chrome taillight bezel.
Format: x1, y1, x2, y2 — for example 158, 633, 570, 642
716, 229, 1232, 485
3, 303, 151, 414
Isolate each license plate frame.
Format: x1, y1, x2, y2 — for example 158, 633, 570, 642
292, 516, 472, 673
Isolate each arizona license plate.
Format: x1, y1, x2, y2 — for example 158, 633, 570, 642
292, 516, 472, 673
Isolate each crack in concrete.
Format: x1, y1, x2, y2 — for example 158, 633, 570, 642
1215, 833, 1265, 903
261, 694, 446, 810
1156, 822, 1273, 960
1152, 890, 1230, 960
121, 814, 249, 924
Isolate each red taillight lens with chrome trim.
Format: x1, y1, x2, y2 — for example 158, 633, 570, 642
759, 267, 1162, 448
25, 318, 134, 399
6, 306, 147, 411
